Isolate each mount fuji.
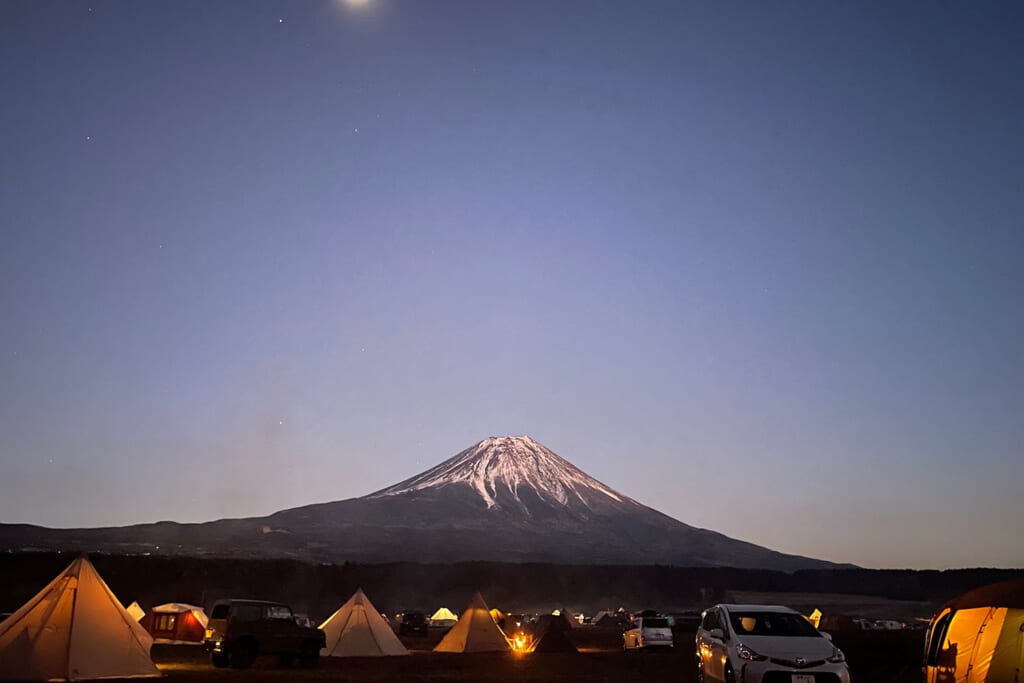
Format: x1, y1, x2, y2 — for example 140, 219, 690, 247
0, 436, 844, 570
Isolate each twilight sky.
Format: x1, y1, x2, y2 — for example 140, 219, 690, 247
1, 1, 1022, 570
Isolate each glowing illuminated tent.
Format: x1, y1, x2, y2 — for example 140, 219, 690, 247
125, 601, 146, 622
434, 593, 510, 653
0, 556, 160, 681
140, 603, 208, 644
319, 588, 408, 657
924, 579, 1024, 683
429, 607, 458, 627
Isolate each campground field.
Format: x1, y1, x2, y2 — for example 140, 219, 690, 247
150, 628, 925, 682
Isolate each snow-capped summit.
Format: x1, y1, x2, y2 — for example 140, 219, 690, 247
369, 436, 637, 510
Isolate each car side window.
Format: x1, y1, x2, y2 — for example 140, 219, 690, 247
702, 609, 718, 632
233, 605, 261, 621
709, 610, 729, 639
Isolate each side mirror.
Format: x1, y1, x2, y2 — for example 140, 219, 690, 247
708, 628, 725, 640
821, 631, 833, 641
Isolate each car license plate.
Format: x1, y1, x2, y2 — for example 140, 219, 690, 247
792, 676, 815, 683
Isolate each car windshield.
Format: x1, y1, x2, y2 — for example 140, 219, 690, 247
728, 611, 822, 638
210, 604, 229, 619
642, 618, 669, 628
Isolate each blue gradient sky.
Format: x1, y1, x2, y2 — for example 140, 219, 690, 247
2, 1, 1022, 569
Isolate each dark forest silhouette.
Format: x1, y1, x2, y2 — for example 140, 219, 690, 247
1, 553, 1021, 622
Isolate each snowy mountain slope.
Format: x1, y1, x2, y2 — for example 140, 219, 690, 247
369, 436, 635, 510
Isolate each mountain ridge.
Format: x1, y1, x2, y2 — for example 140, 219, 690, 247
0, 436, 852, 571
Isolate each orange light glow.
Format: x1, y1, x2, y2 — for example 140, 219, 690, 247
510, 633, 532, 652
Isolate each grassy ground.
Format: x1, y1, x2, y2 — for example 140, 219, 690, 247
148, 628, 924, 682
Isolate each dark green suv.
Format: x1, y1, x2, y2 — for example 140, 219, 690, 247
203, 599, 325, 669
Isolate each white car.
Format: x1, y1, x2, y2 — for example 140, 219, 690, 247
696, 604, 850, 683
623, 615, 674, 650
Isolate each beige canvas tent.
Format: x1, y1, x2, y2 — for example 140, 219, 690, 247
319, 588, 408, 657
429, 607, 458, 627
0, 556, 160, 681
434, 593, 510, 653
924, 579, 1024, 683
125, 601, 146, 622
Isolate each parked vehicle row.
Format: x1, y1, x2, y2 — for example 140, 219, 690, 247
195, 594, 852, 680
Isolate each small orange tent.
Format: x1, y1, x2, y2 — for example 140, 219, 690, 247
140, 603, 208, 644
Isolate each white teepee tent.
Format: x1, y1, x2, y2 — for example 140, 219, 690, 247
125, 601, 146, 622
319, 588, 408, 657
434, 592, 510, 653
429, 607, 458, 626
0, 556, 160, 681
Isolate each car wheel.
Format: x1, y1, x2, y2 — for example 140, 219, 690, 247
229, 640, 255, 669
724, 662, 736, 683
210, 652, 229, 669
299, 640, 320, 668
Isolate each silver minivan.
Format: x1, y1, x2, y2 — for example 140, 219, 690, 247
696, 604, 849, 683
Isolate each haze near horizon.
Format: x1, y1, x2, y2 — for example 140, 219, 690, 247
1, 1, 1022, 571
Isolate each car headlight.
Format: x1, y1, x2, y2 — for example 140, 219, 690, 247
736, 642, 767, 661
827, 646, 846, 663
